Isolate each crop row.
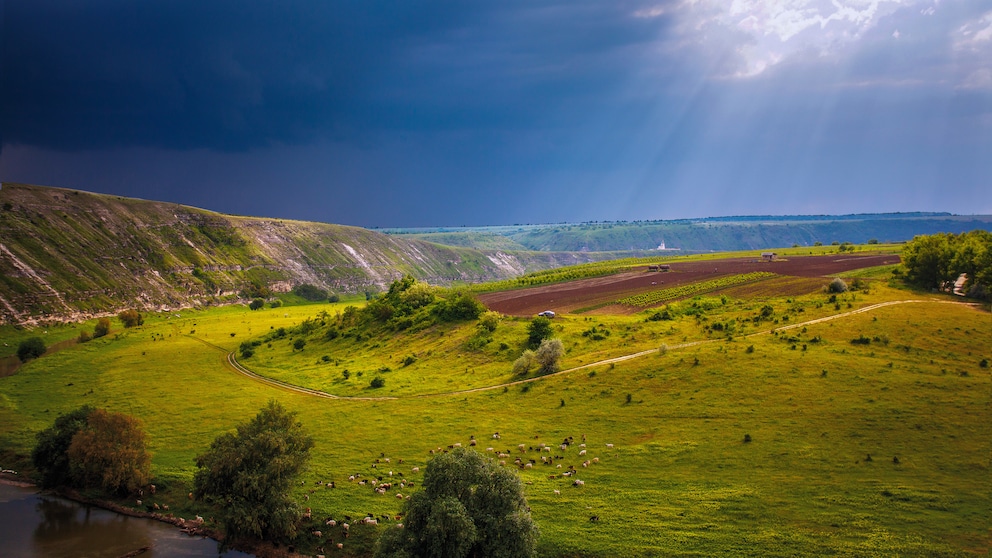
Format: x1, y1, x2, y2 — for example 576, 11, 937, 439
468, 256, 671, 293
617, 272, 778, 307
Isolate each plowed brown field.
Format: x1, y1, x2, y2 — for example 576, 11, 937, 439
478, 253, 900, 316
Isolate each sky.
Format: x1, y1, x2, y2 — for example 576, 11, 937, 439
2, 0, 990, 227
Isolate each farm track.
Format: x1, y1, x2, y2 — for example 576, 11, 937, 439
205, 299, 981, 402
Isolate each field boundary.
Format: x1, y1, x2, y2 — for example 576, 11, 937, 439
215, 299, 980, 401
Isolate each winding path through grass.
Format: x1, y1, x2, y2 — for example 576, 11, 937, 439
202, 299, 979, 401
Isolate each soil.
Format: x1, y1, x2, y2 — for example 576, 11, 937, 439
478, 253, 900, 316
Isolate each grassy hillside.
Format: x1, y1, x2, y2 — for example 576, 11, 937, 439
0, 183, 614, 324
392, 215, 992, 252
1, 259, 988, 556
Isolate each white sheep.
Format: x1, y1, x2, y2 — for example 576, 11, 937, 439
606, 443, 614, 449
412, 466, 420, 473
553, 489, 561, 496
579, 449, 587, 456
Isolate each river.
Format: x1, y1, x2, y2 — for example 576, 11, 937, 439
0, 482, 254, 558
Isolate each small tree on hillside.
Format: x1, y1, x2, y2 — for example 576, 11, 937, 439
375, 448, 537, 558
527, 316, 553, 349
477, 310, 501, 333
94, 318, 111, 338
32, 406, 94, 488
17, 337, 47, 362
67, 408, 152, 495
534, 338, 564, 374
828, 278, 849, 293
118, 309, 144, 328
194, 400, 314, 543
249, 298, 265, 310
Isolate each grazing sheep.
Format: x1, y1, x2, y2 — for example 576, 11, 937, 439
518, 444, 526, 452
136, 499, 142, 506
606, 443, 614, 449
162, 504, 169, 511
453, 442, 462, 448
579, 449, 587, 456
573, 479, 585, 487
337, 543, 344, 549
486, 447, 494, 452
524, 463, 533, 469
195, 515, 205, 523
312, 530, 323, 537
342, 523, 350, 531
149, 484, 156, 494
326, 519, 337, 527
469, 439, 477, 446
579, 444, 586, 448
593, 457, 599, 463
411, 467, 420, 473
553, 489, 561, 496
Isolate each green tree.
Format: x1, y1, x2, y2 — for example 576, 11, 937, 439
293, 283, 328, 302
534, 338, 564, 373
512, 350, 535, 375
902, 233, 955, 289
527, 316, 553, 348
477, 310, 501, 333
17, 337, 46, 362
375, 448, 537, 558
249, 298, 265, 310
31, 406, 94, 488
194, 400, 314, 542
67, 408, 152, 495
94, 317, 111, 338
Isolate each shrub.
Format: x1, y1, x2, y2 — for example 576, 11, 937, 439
77, 330, 92, 343
249, 298, 265, 310
93, 318, 111, 338
293, 283, 328, 302
402, 354, 418, 367
512, 350, 536, 375
17, 337, 47, 362
293, 338, 306, 351
477, 310, 501, 333
370, 376, 386, 388
269, 300, 282, 308
118, 309, 144, 328
828, 278, 849, 293
328, 294, 340, 303
743, 433, 752, 443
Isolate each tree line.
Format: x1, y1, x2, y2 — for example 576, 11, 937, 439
901, 230, 991, 299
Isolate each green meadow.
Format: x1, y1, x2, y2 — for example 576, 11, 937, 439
0, 266, 989, 556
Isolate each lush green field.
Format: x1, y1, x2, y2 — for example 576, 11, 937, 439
1, 269, 989, 556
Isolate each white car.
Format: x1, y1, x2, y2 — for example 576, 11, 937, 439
537, 310, 556, 318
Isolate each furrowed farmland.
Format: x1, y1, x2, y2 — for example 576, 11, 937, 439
1, 249, 989, 557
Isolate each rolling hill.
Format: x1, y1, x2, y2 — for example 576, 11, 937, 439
0, 183, 613, 324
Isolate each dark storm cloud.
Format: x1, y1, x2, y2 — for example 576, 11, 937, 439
1, 1, 674, 151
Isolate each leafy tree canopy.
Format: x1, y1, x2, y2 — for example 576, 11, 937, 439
31, 405, 94, 488
68, 408, 152, 495
17, 337, 46, 362
376, 448, 537, 558
194, 400, 314, 542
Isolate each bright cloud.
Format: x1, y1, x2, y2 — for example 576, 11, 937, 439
676, 0, 923, 76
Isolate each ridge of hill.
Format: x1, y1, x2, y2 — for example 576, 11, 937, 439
387, 214, 992, 252
0, 183, 614, 324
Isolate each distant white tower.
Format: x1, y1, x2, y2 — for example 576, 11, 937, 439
657, 240, 666, 250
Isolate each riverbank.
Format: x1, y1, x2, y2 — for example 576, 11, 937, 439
0, 473, 307, 558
